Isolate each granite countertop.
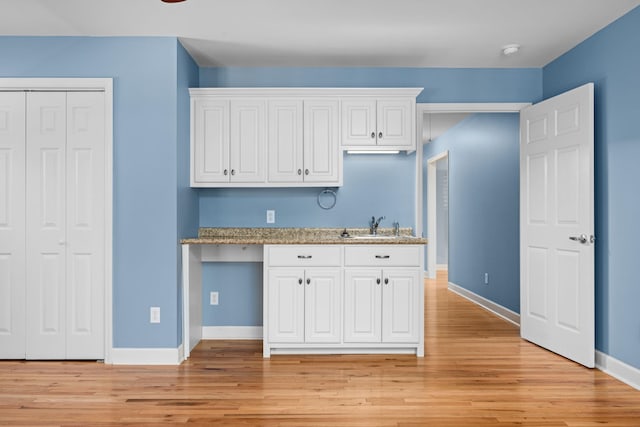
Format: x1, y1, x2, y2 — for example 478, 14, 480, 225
181, 227, 427, 245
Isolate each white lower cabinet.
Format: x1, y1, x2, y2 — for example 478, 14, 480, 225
267, 268, 341, 344
264, 244, 424, 357
343, 268, 420, 343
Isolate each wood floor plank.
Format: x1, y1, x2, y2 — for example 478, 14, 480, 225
1, 271, 639, 426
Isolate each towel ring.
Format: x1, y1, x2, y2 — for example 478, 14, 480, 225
317, 189, 337, 210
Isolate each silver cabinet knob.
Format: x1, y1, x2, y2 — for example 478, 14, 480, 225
298, 278, 303, 285
384, 278, 389, 285
305, 169, 309, 175
223, 169, 228, 176
378, 132, 383, 139
376, 278, 381, 285
371, 132, 376, 139
231, 169, 236, 176
306, 278, 311, 285
297, 169, 302, 175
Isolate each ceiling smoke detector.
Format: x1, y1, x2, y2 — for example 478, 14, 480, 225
502, 44, 520, 56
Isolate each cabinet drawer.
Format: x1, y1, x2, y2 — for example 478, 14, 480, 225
267, 245, 341, 267
344, 245, 421, 267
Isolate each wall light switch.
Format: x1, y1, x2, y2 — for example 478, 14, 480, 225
210, 291, 219, 305
150, 307, 161, 323
266, 210, 275, 224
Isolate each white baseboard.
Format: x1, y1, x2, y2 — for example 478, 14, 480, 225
110, 344, 184, 365
202, 326, 263, 340
596, 351, 640, 391
448, 281, 520, 326
436, 264, 448, 271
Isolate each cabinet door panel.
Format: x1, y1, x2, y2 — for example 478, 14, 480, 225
377, 99, 413, 148
341, 98, 376, 147
0, 92, 26, 358
344, 269, 381, 343
305, 268, 341, 343
382, 269, 420, 343
192, 99, 229, 183
303, 99, 340, 183
230, 99, 266, 183
268, 100, 303, 183
268, 268, 304, 343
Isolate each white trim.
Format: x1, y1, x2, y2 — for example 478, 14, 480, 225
0, 78, 113, 92
436, 264, 448, 271
595, 351, 640, 391
190, 87, 423, 98
202, 326, 264, 340
448, 281, 520, 326
418, 103, 530, 113
1, 78, 114, 364
111, 345, 184, 365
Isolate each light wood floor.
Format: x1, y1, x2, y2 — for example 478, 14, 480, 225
2, 271, 639, 426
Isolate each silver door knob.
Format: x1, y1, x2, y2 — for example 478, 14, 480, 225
569, 234, 588, 244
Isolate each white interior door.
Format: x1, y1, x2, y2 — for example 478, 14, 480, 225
0, 92, 26, 358
520, 83, 595, 367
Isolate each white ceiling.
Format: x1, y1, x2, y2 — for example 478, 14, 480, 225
2, 0, 639, 68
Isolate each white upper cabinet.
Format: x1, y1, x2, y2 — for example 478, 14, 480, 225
342, 97, 415, 150
268, 99, 340, 185
302, 99, 340, 184
190, 88, 422, 187
267, 100, 303, 183
192, 98, 229, 184
191, 98, 265, 186
229, 99, 266, 183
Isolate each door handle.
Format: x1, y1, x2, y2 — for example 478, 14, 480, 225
569, 234, 589, 244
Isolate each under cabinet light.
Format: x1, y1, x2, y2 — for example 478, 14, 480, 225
346, 150, 400, 154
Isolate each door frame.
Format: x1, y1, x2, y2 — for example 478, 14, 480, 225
415, 103, 529, 277
0, 78, 114, 363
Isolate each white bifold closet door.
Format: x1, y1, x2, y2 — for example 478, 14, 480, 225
0, 92, 27, 359
0, 90, 105, 360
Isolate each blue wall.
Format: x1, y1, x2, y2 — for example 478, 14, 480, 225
199, 67, 541, 327
544, 6, 640, 370
423, 114, 520, 312
201, 67, 542, 103
0, 36, 189, 348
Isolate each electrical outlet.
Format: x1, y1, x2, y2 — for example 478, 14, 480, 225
484, 273, 489, 285
210, 291, 219, 305
150, 307, 161, 323
266, 210, 275, 224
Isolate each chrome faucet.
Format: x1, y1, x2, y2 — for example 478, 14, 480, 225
393, 221, 400, 237
370, 216, 385, 235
